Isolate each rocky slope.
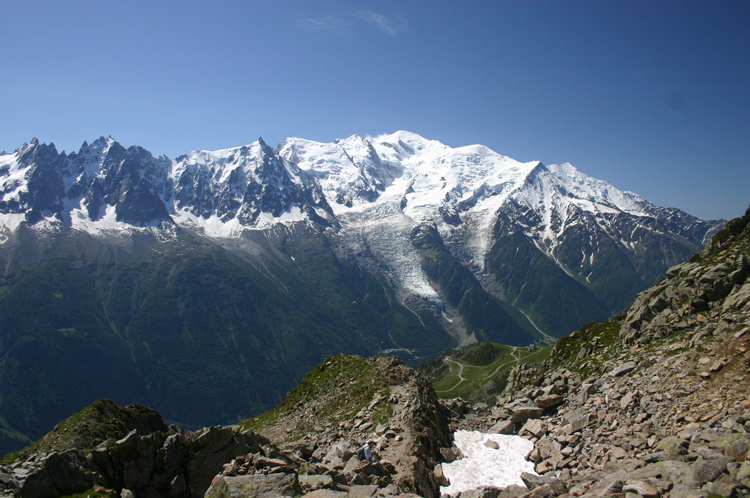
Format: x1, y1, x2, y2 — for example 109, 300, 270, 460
0, 399, 271, 498
442, 206, 750, 498
0, 355, 457, 498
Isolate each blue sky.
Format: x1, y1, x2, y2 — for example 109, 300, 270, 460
1, 1, 747, 221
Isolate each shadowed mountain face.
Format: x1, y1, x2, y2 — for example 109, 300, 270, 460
0, 133, 723, 452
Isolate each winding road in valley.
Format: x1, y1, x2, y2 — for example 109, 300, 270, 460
435, 347, 542, 394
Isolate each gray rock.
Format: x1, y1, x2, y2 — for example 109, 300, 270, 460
204, 473, 302, 498
519, 472, 566, 494
299, 474, 334, 491
563, 414, 591, 435
691, 457, 730, 486
440, 447, 464, 463
497, 484, 528, 498
702, 474, 735, 498
509, 405, 544, 424
487, 420, 515, 435
460, 486, 502, 498
535, 439, 561, 461
186, 427, 257, 498
348, 484, 380, 497
622, 479, 659, 498
43, 450, 89, 496
562, 408, 586, 426
303, 489, 348, 498
735, 461, 750, 485
15, 467, 56, 498
620, 391, 635, 409
535, 395, 564, 409
333, 440, 356, 462
484, 439, 500, 450
630, 461, 697, 490
610, 361, 637, 377
521, 419, 545, 438
709, 358, 728, 372
434, 463, 450, 487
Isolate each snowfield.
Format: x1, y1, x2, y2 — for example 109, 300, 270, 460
441, 430, 537, 495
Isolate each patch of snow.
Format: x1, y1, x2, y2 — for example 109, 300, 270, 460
255, 205, 306, 227
0, 213, 27, 232
441, 430, 536, 495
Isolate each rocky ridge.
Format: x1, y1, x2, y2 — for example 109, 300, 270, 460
0, 356, 456, 498
442, 206, 750, 498
0, 399, 273, 498
231, 355, 452, 498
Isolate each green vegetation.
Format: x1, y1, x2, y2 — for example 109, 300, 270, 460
421, 342, 552, 403
483, 227, 612, 337
1, 399, 165, 464
0, 225, 454, 455
240, 355, 395, 443
693, 205, 750, 263
550, 317, 623, 377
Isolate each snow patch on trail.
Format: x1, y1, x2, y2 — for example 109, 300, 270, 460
441, 430, 536, 495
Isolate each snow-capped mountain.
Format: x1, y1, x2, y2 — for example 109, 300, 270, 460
0, 131, 725, 452
0, 131, 721, 340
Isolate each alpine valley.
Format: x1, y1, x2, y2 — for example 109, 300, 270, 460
0, 132, 722, 453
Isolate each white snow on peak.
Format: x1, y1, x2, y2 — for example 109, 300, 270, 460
0, 131, 676, 304
0, 152, 28, 204
544, 162, 650, 216
281, 132, 554, 293
171, 141, 267, 185
441, 431, 536, 495
171, 204, 308, 238
64, 136, 117, 190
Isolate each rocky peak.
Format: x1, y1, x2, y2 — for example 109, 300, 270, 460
238, 354, 452, 498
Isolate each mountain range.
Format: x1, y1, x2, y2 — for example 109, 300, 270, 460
0, 132, 723, 452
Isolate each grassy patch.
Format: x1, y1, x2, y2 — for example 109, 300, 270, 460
240, 355, 396, 442
423, 343, 551, 403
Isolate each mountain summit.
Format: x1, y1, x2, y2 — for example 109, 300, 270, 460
0, 132, 722, 338
0, 133, 723, 450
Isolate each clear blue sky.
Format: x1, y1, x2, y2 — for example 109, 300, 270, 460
1, 1, 748, 221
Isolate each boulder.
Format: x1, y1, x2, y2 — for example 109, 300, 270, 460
622, 479, 659, 498
691, 457, 730, 486
520, 472, 567, 495
304, 490, 348, 498
434, 463, 450, 487
440, 447, 463, 463
299, 474, 334, 492
535, 439, 561, 461
42, 450, 89, 496
204, 473, 302, 498
534, 395, 564, 409
509, 405, 544, 424
487, 420, 515, 435
610, 361, 637, 377
484, 439, 500, 450
348, 484, 380, 497
521, 419, 545, 439
459, 486, 502, 498
332, 440, 356, 462
562, 414, 591, 435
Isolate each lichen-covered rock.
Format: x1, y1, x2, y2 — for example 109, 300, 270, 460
204, 473, 302, 498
